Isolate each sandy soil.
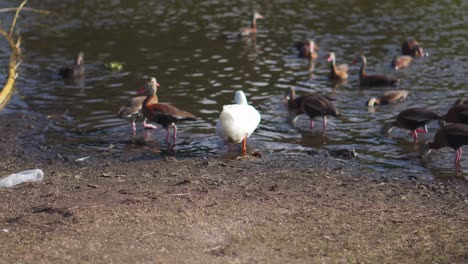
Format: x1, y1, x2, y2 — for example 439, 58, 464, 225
0, 112, 467, 263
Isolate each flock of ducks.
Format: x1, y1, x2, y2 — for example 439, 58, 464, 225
58, 12, 468, 175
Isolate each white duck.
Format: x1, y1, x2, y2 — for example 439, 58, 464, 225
216, 91, 261, 155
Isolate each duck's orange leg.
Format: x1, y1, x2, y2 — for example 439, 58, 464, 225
242, 135, 247, 155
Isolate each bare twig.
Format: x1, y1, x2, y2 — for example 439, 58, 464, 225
15, 36, 22, 49
9, 0, 28, 36
15, 60, 22, 70
0, 6, 51, 15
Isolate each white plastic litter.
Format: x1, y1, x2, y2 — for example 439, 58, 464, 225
75, 156, 90, 162
0, 169, 44, 188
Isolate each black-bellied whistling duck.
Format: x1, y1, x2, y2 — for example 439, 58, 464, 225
352, 53, 400, 86
59, 51, 85, 79
392, 40, 426, 70
442, 100, 468, 125
140, 77, 196, 143
216, 91, 261, 155
427, 123, 468, 175
382, 107, 441, 143
402, 39, 425, 57
327, 52, 348, 81
284, 87, 340, 132
391, 55, 413, 70
366, 90, 409, 106
118, 95, 158, 133
239, 12, 263, 37
296, 39, 319, 59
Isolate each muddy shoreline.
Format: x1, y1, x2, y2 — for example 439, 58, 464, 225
0, 112, 467, 263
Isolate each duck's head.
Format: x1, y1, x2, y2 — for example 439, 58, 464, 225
327, 52, 336, 63
414, 45, 426, 57
366, 97, 379, 106
453, 98, 466, 106
438, 119, 447, 128
138, 77, 160, 95
420, 143, 432, 159
234, 90, 248, 105
283, 87, 295, 103
381, 121, 396, 135
351, 53, 366, 65
253, 12, 264, 21
308, 40, 316, 52
75, 51, 84, 65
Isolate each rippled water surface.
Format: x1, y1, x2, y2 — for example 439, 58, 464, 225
1, 0, 467, 179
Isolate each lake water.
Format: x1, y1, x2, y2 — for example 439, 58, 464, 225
1, 0, 467, 179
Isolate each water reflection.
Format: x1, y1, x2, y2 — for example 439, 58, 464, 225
298, 130, 328, 148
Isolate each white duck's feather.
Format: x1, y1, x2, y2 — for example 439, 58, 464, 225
216, 91, 261, 143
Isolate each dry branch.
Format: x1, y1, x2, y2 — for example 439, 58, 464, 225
0, 0, 27, 111
9, 0, 28, 36
0, 7, 51, 15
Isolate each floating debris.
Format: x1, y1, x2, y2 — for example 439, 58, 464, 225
104, 61, 123, 71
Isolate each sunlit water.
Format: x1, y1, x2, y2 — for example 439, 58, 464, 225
1, 0, 467, 179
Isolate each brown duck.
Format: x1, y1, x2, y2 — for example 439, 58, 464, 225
442, 99, 468, 125
367, 90, 409, 106
239, 12, 263, 37
140, 77, 196, 143
382, 107, 441, 143
401, 39, 425, 57
391, 55, 413, 70
118, 94, 158, 133
427, 123, 468, 175
327, 52, 348, 81
296, 39, 319, 60
59, 51, 85, 79
353, 53, 399, 86
284, 87, 340, 132
391, 39, 426, 70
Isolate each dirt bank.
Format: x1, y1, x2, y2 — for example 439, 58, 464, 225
0, 112, 467, 263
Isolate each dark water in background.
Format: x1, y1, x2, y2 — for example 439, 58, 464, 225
0, 0, 467, 179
